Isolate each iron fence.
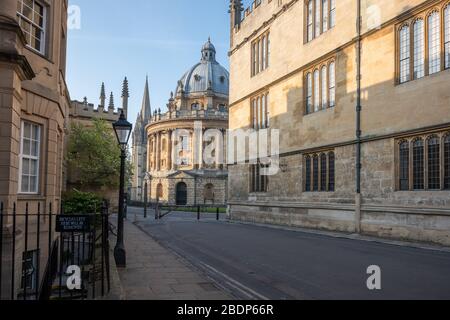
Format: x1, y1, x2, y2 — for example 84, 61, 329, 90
0, 201, 110, 300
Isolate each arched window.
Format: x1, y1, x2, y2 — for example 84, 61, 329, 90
329, 62, 336, 107
329, 0, 336, 28
413, 138, 425, 190
399, 25, 410, 83
428, 11, 441, 75
322, 0, 329, 32
305, 156, 311, 192
399, 141, 410, 191
191, 102, 200, 110
445, 5, 450, 69
313, 155, 319, 191
306, 73, 313, 114
315, 0, 321, 37
413, 19, 425, 79
307, 0, 314, 41
265, 94, 270, 128
314, 70, 320, 112
328, 152, 335, 191
320, 153, 327, 192
321, 66, 328, 109
428, 136, 440, 190
445, 135, 450, 189
156, 183, 163, 199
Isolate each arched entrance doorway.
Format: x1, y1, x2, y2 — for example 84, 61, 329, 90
156, 183, 163, 201
176, 182, 187, 206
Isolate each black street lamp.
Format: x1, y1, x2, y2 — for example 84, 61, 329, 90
112, 110, 132, 268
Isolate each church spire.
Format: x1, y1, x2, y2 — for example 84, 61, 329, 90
140, 76, 151, 122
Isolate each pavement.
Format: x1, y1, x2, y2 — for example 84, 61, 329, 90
129, 207, 450, 300
108, 215, 232, 300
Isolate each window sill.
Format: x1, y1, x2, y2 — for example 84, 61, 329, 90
304, 106, 335, 117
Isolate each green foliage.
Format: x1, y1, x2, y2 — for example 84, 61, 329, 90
62, 189, 103, 214
66, 119, 132, 188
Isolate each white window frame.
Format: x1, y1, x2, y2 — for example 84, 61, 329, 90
16, 0, 47, 55
19, 121, 41, 195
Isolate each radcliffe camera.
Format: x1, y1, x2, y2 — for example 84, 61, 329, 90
0, 0, 450, 316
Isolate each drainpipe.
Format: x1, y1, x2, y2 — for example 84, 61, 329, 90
355, 0, 363, 233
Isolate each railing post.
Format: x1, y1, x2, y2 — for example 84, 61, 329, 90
36, 202, 41, 300
11, 203, 16, 300
0, 202, 3, 300
216, 207, 220, 221
197, 206, 200, 221
23, 203, 29, 300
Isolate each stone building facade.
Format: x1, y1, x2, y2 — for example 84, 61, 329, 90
0, 0, 70, 297
228, 0, 450, 245
130, 77, 151, 202
145, 40, 229, 206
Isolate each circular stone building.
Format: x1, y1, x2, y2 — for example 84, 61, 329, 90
145, 39, 229, 206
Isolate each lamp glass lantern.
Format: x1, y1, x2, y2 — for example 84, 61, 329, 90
113, 112, 132, 148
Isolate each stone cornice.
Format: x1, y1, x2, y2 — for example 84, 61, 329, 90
0, 52, 35, 80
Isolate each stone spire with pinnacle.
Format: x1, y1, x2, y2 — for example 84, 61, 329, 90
121, 77, 129, 119
100, 82, 106, 107
108, 92, 115, 111
140, 76, 151, 123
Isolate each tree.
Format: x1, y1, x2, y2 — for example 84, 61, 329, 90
66, 119, 132, 189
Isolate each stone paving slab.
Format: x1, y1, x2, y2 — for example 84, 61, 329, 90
111, 217, 231, 300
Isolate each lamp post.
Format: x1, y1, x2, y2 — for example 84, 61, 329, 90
112, 111, 132, 268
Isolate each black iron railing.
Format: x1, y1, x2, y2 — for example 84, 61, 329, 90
0, 201, 111, 300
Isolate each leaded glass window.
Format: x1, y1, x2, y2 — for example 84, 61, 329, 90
305, 156, 312, 192
428, 136, 440, 190
445, 5, 450, 69
313, 155, 319, 191
306, 73, 312, 114
428, 11, 441, 75
399, 141, 410, 191
399, 25, 410, 83
413, 19, 425, 79
413, 139, 425, 190
328, 152, 335, 192
321, 66, 328, 109
320, 153, 327, 192
329, 62, 336, 107
445, 135, 450, 190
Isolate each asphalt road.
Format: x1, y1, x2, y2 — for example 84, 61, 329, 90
128, 207, 450, 300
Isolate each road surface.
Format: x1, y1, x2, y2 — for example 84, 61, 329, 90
127, 207, 450, 300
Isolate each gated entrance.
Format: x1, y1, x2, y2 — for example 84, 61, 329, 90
0, 201, 110, 300
176, 182, 188, 206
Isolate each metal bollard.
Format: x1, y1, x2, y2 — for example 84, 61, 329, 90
216, 207, 220, 221
197, 206, 200, 221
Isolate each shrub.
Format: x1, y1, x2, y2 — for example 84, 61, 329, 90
63, 189, 103, 215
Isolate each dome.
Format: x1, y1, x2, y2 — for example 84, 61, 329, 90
176, 39, 229, 96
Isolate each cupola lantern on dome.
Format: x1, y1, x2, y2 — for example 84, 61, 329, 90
175, 38, 229, 96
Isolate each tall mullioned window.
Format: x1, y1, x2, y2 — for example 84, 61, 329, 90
398, 133, 450, 191
413, 139, 425, 190
250, 161, 269, 193
398, 4, 450, 84
305, 156, 312, 192
19, 122, 41, 194
306, 73, 313, 114
251, 32, 270, 76
445, 5, 450, 68
306, 0, 336, 42
427, 136, 440, 190
399, 25, 410, 83
17, 0, 46, 54
428, 11, 441, 74
305, 59, 336, 114
445, 135, 450, 189
304, 151, 335, 192
251, 93, 270, 130
413, 19, 425, 79
399, 141, 410, 191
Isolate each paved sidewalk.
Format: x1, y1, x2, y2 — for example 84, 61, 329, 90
111, 217, 231, 300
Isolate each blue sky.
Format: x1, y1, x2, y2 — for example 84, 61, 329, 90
67, 0, 253, 125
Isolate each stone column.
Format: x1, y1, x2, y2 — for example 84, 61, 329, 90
156, 132, 161, 171
167, 129, 172, 171
152, 134, 157, 171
